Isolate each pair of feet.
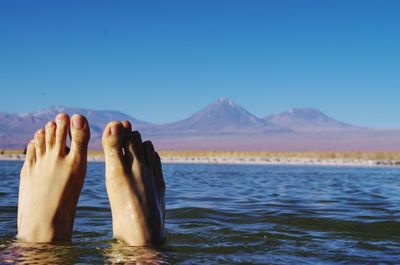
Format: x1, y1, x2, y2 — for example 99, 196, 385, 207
17, 113, 165, 246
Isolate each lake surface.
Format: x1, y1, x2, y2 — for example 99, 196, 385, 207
0, 161, 400, 264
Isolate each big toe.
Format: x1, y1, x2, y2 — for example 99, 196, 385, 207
68, 114, 90, 162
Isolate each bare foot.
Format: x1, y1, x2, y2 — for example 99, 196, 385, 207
102, 121, 165, 246
17, 113, 90, 242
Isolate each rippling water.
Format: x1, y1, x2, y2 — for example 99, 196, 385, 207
0, 161, 400, 264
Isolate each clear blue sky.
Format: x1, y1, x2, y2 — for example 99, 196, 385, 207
0, 0, 399, 127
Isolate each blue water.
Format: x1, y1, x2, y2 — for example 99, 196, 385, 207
1, 161, 400, 264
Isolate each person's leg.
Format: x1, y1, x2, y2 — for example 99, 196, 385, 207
17, 113, 90, 242
102, 121, 165, 246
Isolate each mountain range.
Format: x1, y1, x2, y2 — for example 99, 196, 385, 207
1, 98, 399, 151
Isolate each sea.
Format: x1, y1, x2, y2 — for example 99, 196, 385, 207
0, 161, 399, 264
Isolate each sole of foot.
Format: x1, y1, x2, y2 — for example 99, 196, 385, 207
102, 120, 165, 246
17, 113, 90, 242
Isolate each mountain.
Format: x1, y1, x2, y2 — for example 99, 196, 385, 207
265, 108, 355, 131
160, 98, 285, 134
1, 99, 399, 151
0, 105, 150, 149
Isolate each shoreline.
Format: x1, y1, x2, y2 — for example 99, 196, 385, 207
159, 156, 400, 167
1, 154, 399, 167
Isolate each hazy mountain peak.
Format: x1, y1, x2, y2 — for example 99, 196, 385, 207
266, 107, 352, 130
288, 107, 318, 113
50, 104, 67, 110
215, 97, 236, 107
18, 105, 147, 123
284, 108, 329, 119
1, 105, 151, 149
200, 97, 261, 124
164, 97, 275, 132
20, 105, 77, 118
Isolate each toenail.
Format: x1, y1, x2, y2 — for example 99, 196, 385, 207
46, 121, 55, 128
122, 120, 131, 128
111, 124, 121, 136
72, 115, 84, 129
37, 128, 45, 134
56, 113, 67, 120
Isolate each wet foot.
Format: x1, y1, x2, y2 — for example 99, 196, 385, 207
102, 121, 165, 246
17, 113, 90, 242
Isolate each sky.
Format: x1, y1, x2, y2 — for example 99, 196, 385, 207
0, 0, 399, 127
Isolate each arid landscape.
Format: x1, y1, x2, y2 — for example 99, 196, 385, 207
1, 98, 400, 152
2, 149, 400, 167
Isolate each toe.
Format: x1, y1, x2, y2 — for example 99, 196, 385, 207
122, 120, 134, 165
154, 152, 166, 193
34, 128, 46, 158
143, 141, 155, 168
102, 121, 125, 170
24, 140, 36, 167
154, 152, 166, 236
132, 131, 145, 164
54, 113, 70, 156
121, 120, 132, 131
45, 121, 56, 151
122, 121, 146, 167
68, 114, 90, 162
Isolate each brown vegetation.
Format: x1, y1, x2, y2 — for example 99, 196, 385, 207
156, 150, 400, 161
2, 149, 400, 162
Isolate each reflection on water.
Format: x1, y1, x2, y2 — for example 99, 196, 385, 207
105, 241, 168, 264
1, 161, 400, 264
1, 240, 168, 265
1, 242, 78, 264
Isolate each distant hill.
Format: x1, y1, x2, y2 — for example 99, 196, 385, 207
265, 108, 356, 131
1, 99, 399, 151
0, 105, 150, 149
160, 98, 285, 134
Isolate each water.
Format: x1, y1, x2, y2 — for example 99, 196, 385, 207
1, 161, 400, 264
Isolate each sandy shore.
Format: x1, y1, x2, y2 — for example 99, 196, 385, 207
1, 154, 399, 167
160, 156, 400, 167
